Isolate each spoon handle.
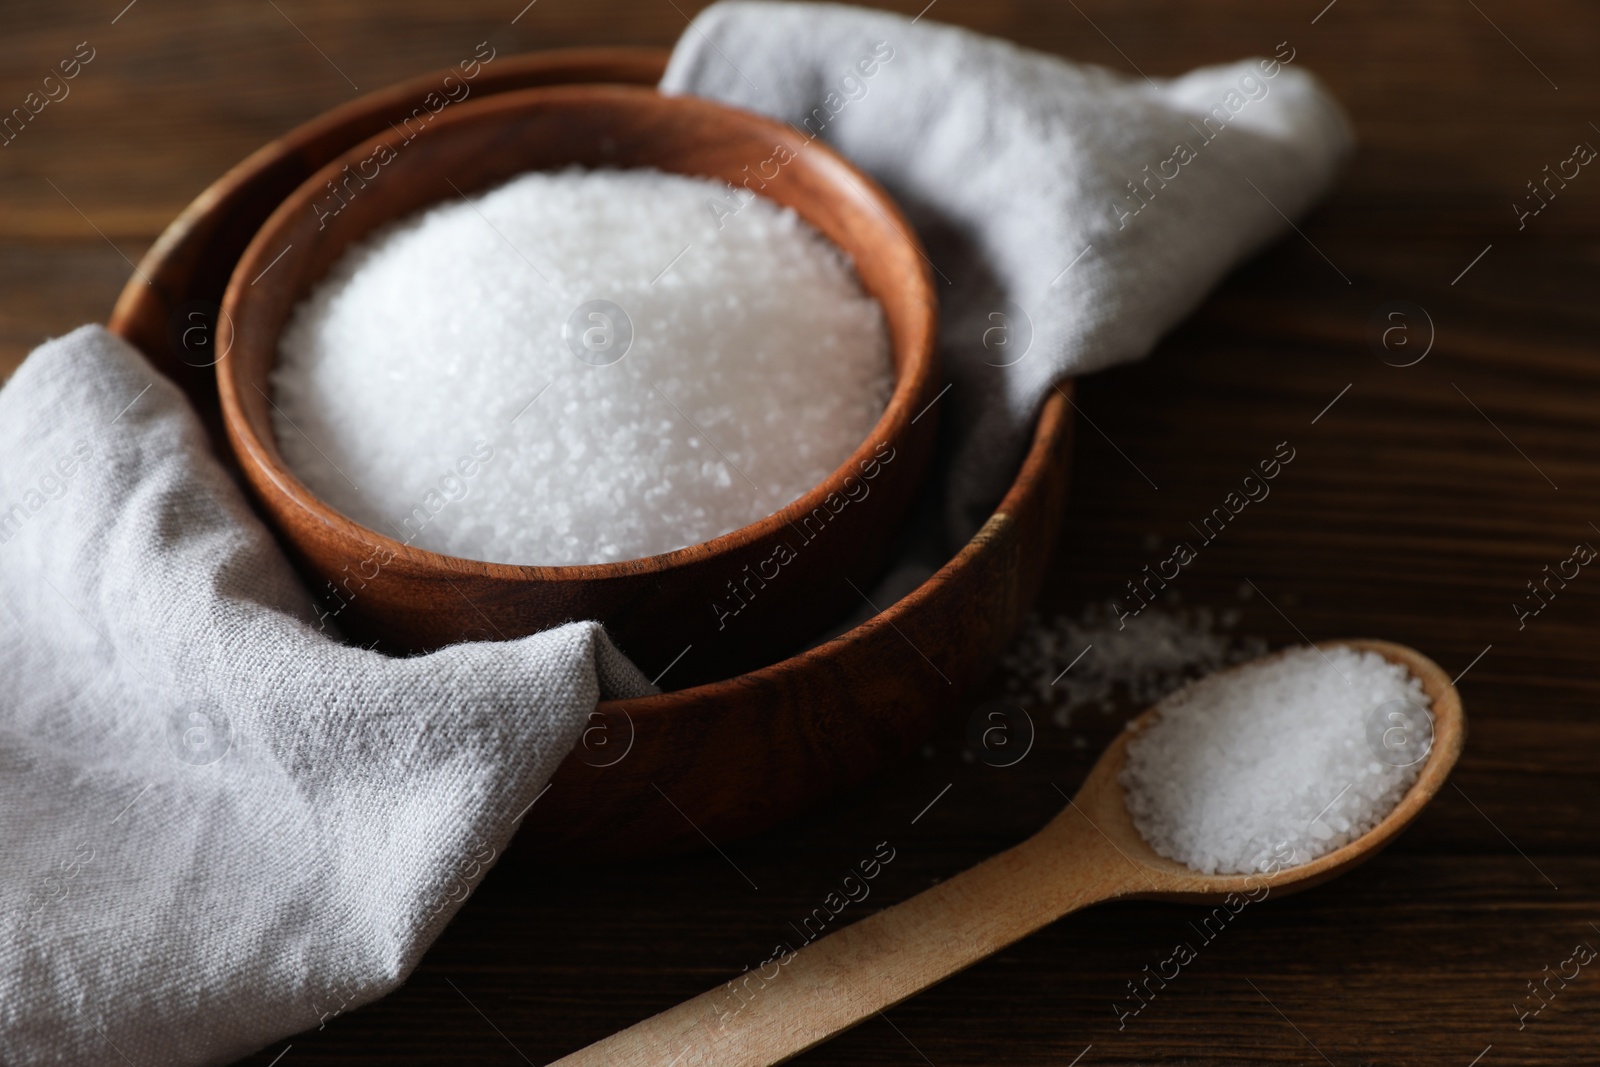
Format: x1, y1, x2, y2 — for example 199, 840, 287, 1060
550, 809, 1128, 1067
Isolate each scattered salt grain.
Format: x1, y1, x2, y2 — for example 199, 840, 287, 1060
271, 167, 892, 565
1001, 601, 1267, 720
1120, 645, 1432, 875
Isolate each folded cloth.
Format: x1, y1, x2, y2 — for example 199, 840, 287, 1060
0, 327, 652, 1065
661, 1, 1352, 540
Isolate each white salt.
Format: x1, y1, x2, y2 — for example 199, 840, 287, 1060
271, 167, 891, 565
1120, 645, 1433, 875
1002, 601, 1267, 723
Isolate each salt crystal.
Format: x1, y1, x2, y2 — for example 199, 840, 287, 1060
1001, 601, 1266, 713
271, 167, 892, 565
1120, 645, 1432, 875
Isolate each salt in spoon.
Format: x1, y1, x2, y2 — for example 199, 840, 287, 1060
550, 638, 1464, 1067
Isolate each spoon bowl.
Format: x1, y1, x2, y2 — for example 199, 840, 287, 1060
553, 637, 1464, 1066
1074, 636, 1464, 904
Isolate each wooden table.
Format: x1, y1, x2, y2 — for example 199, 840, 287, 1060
5, 1, 1598, 1063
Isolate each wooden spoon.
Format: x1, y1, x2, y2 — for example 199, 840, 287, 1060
551, 638, 1464, 1067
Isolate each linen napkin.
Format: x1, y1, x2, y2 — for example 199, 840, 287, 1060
661, 1, 1353, 540
0, 6, 1351, 1064
0, 327, 652, 1065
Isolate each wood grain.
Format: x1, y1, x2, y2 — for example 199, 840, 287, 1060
5, 1, 1600, 1065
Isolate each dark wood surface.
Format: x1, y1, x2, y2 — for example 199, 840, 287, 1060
5, 1, 1599, 1064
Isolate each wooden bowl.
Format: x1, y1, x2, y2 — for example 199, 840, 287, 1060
215, 84, 940, 687
107, 49, 1076, 860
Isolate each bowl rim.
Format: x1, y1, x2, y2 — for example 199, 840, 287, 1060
216, 82, 939, 585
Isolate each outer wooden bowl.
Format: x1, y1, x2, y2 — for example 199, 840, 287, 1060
106, 49, 1076, 860
215, 84, 940, 687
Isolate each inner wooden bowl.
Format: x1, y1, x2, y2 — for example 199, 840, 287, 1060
217, 84, 939, 687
